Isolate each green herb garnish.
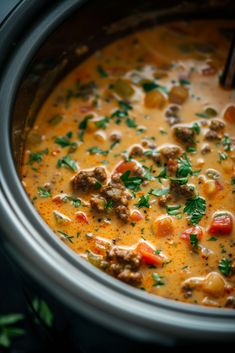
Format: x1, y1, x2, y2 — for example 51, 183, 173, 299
183, 195, 206, 225
125, 117, 137, 128
143, 166, 155, 181
192, 122, 201, 135
118, 100, 133, 111
57, 230, 74, 243
96, 65, 108, 78
190, 233, 199, 249
95, 117, 110, 129
149, 188, 169, 197
218, 152, 228, 163
167, 204, 181, 216
47, 114, 63, 125
121, 170, 143, 191
31, 297, 54, 327
79, 114, 93, 130
87, 147, 108, 155
57, 155, 78, 172
28, 148, 48, 165
0, 314, 25, 348
152, 273, 165, 287
38, 187, 51, 198
135, 195, 150, 208
218, 258, 231, 277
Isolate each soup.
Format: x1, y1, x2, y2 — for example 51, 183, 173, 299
21, 20, 235, 308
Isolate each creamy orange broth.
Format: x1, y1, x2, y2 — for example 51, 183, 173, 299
22, 21, 235, 308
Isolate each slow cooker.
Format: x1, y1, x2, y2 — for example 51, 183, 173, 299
0, 0, 235, 350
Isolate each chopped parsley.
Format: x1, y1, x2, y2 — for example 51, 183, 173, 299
135, 195, 150, 208
47, 114, 63, 125
57, 230, 74, 243
55, 136, 77, 149
0, 314, 25, 348
176, 153, 192, 178
105, 200, 113, 209
37, 187, 51, 198
118, 100, 133, 111
120, 170, 143, 191
195, 112, 208, 118
62, 195, 81, 208
143, 166, 155, 181
79, 114, 93, 130
149, 188, 169, 197
186, 146, 197, 154
87, 147, 108, 156
167, 204, 181, 216
125, 117, 137, 128
31, 297, 54, 327
28, 148, 48, 165
156, 167, 168, 183
179, 79, 190, 86
192, 122, 201, 135
232, 176, 235, 193
169, 176, 189, 185
152, 273, 165, 287
218, 152, 228, 163
222, 135, 231, 151
218, 258, 231, 277
190, 233, 199, 249
183, 195, 206, 225
208, 236, 217, 241
57, 155, 78, 172
96, 65, 108, 78
95, 117, 110, 129
142, 81, 159, 92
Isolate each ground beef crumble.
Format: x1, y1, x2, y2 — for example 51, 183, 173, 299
104, 247, 142, 285
72, 166, 107, 191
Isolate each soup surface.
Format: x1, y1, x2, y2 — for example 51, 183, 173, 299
22, 21, 235, 308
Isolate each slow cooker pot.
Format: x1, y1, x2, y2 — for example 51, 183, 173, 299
1, 0, 235, 348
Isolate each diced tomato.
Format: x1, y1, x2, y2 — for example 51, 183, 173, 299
130, 210, 144, 222
75, 211, 89, 224
52, 193, 67, 204
181, 226, 203, 241
114, 160, 137, 174
209, 213, 233, 235
135, 241, 163, 266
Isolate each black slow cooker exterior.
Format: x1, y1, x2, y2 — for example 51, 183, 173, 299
0, 0, 235, 348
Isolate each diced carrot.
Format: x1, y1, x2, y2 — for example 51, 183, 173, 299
152, 215, 174, 237
130, 210, 144, 222
75, 211, 89, 224
135, 241, 163, 266
181, 226, 203, 241
115, 160, 137, 174
224, 105, 235, 124
209, 213, 233, 235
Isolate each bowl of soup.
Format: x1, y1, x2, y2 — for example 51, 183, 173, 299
0, 0, 235, 344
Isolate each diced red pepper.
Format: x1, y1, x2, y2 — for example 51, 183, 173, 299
209, 213, 233, 235
114, 160, 137, 174
75, 211, 89, 224
135, 241, 163, 266
181, 226, 203, 242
